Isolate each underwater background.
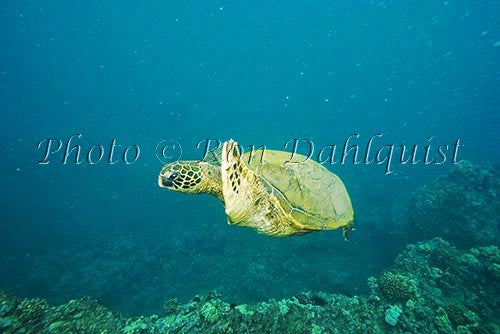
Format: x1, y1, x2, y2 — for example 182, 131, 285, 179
0, 1, 499, 333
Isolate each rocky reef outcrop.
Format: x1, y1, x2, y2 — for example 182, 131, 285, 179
408, 161, 500, 247
1, 238, 498, 333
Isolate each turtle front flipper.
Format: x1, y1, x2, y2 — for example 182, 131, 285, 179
221, 139, 292, 236
221, 139, 257, 224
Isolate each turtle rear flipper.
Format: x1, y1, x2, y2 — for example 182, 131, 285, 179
342, 222, 354, 240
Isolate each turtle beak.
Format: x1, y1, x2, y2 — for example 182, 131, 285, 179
158, 175, 173, 188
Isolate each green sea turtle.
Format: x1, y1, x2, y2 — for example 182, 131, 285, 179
158, 139, 354, 239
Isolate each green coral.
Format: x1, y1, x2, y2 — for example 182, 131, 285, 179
123, 318, 148, 334
443, 304, 471, 328
378, 271, 416, 302
162, 298, 179, 315
200, 301, 219, 323
470, 245, 500, 278
434, 307, 453, 333
277, 300, 289, 316
235, 304, 254, 316
384, 305, 402, 327
311, 323, 324, 334
430, 247, 458, 270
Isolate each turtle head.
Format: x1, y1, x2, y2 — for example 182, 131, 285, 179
158, 161, 222, 197
158, 161, 204, 193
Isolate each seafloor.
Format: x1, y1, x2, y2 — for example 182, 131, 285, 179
0, 161, 499, 333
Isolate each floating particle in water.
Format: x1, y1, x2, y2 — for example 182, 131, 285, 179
493, 41, 500, 47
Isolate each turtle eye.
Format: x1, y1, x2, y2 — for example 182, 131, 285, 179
170, 172, 180, 180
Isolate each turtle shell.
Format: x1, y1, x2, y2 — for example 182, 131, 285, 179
242, 149, 354, 231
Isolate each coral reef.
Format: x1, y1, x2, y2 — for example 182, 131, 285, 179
0, 228, 374, 316
1, 238, 498, 333
0, 291, 123, 334
372, 238, 499, 333
408, 161, 500, 247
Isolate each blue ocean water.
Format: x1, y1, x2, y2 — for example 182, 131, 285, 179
0, 0, 499, 319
